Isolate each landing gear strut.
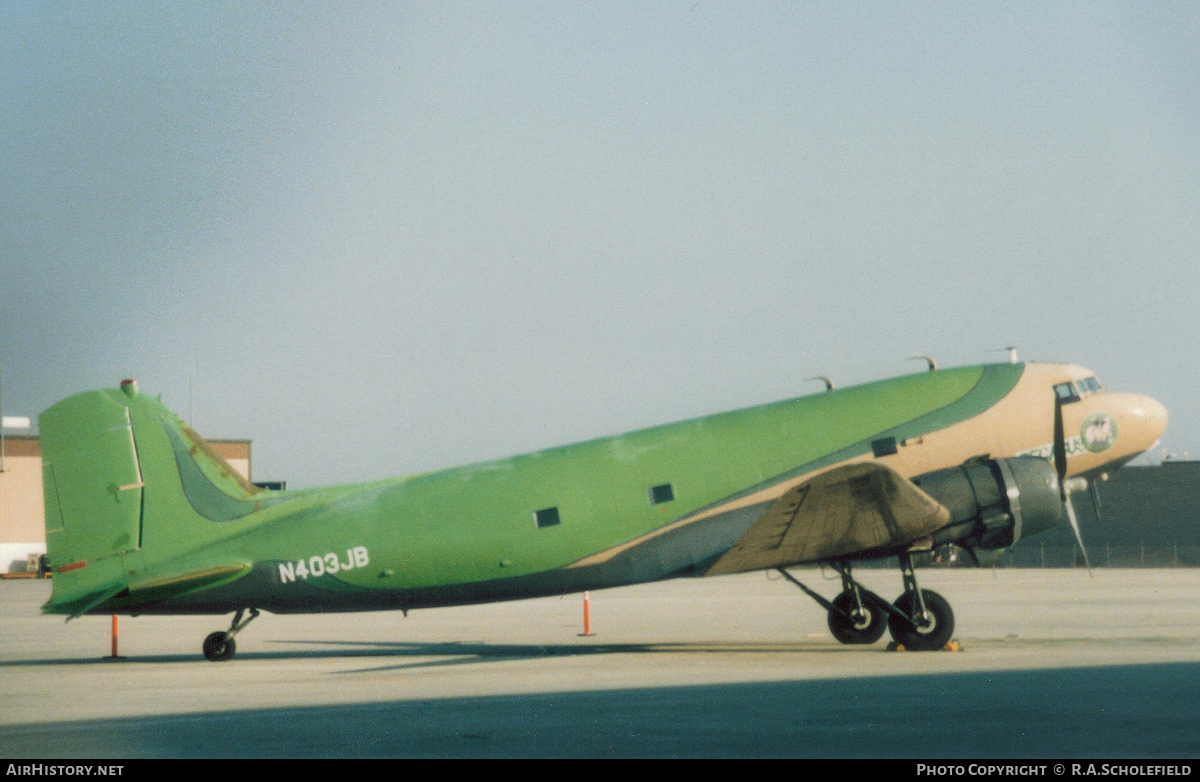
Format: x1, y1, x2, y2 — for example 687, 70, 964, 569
776, 553, 955, 651
825, 564, 888, 644
203, 608, 259, 662
887, 554, 954, 651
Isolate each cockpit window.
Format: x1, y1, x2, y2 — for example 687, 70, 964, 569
1079, 377, 1103, 393
1054, 382, 1081, 404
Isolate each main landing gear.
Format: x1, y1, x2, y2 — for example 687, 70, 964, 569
777, 553, 955, 651
202, 608, 259, 661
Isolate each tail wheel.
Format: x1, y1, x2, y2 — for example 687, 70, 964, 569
888, 589, 954, 651
203, 631, 237, 662
827, 590, 887, 645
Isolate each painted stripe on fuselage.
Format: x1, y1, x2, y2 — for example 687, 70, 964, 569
564, 363, 1024, 568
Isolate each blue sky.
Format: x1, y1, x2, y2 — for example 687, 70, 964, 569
2, 2, 1198, 487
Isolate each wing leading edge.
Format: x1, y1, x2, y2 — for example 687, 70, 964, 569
705, 463, 951, 576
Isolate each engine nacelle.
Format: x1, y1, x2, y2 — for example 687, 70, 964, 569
912, 457, 1063, 551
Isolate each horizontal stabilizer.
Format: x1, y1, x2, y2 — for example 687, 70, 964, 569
124, 564, 251, 605
46, 564, 251, 619
705, 462, 950, 576
55, 584, 131, 621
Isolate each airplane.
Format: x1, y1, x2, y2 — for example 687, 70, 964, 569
36, 361, 1167, 660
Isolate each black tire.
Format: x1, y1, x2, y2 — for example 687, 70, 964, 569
203, 631, 236, 662
887, 589, 954, 651
827, 590, 888, 645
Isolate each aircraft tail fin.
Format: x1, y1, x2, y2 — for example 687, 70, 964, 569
39, 380, 261, 616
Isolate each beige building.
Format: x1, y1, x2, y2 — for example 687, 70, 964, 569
0, 434, 251, 573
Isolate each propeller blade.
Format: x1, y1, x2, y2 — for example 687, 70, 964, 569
1063, 486, 1093, 577
1054, 391, 1092, 576
1053, 396, 1068, 487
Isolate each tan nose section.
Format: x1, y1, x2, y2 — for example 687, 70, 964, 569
1118, 394, 1169, 446
1140, 396, 1169, 440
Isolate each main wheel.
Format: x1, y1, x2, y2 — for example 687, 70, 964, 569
203, 631, 237, 662
887, 589, 954, 651
827, 590, 888, 645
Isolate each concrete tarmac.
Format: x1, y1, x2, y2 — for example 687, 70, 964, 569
1, 569, 1199, 758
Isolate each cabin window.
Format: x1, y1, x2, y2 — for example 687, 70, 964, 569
648, 483, 674, 504
534, 507, 560, 528
1054, 382, 1081, 404
871, 437, 898, 457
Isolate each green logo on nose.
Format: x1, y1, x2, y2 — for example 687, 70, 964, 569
1081, 412, 1118, 453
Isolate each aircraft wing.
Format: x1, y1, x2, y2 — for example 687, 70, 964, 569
705, 462, 951, 576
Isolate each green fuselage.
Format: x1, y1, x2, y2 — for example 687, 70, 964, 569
44, 364, 1031, 616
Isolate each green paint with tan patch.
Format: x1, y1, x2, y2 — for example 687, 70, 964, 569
40, 364, 1024, 616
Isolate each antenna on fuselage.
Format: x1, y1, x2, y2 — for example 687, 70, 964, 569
990, 346, 1019, 364
907, 356, 938, 372
806, 376, 835, 392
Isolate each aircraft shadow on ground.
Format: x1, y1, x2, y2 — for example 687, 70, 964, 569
0, 638, 849, 668
277, 638, 851, 673
1, 661, 1199, 758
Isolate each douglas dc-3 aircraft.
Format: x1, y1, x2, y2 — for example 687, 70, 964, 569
38, 361, 1166, 660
